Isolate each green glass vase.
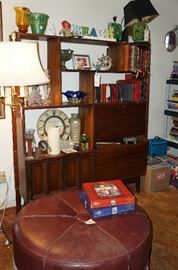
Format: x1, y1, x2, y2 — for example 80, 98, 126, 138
29, 12, 49, 34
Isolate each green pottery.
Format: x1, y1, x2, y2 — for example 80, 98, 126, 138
29, 12, 49, 34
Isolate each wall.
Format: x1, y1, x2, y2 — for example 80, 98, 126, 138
0, 0, 177, 206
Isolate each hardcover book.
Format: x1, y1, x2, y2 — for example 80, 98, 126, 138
80, 190, 135, 219
82, 180, 135, 209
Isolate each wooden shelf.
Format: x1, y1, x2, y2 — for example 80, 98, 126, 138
13, 31, 150, 209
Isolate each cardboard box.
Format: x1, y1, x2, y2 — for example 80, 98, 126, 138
141, 162, 171, 192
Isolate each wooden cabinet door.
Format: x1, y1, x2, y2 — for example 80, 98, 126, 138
63, 155, 79, 189
48, 158, 64, 191
79, 153, 94, 187
26, 160, 48, 201
117, 142, 147, 179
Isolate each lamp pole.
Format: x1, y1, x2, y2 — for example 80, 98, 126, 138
12, 106, 21, 213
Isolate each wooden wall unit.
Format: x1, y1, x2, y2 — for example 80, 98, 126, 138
14, 32, 150, 208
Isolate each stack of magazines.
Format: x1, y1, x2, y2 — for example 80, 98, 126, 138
80, 180, 136, 219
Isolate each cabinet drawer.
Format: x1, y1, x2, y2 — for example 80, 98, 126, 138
95, 142, 147, 180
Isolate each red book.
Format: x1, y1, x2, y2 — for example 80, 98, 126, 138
110, 83, 118, 102
82, 180, 135, 209
100, 83, 106, 102
133, 80, 141, 102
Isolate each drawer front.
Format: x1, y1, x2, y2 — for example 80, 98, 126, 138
95, 142, 147, 180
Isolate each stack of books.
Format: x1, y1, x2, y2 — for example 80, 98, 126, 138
80, 180, 135, 219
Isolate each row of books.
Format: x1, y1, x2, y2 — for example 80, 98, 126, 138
94, 79, 145, 103
121, 44, 150, 73
80, 179, 135, 219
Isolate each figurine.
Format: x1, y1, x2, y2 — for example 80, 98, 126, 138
94, 54, 112, 71
28, 86, 42, 106
59, 20, 73, 37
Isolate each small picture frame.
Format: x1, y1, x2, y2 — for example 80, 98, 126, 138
73, 54, 91, 70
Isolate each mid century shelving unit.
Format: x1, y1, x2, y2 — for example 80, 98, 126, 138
13, 32, 150, 210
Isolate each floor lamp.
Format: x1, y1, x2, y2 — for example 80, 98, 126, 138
0, 37, 49, 213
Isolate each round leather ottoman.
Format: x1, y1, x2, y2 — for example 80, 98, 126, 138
13, 190, 152, 270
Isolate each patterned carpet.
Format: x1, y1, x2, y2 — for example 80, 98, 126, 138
136, 186, 178, 270
0, 187, 178, 270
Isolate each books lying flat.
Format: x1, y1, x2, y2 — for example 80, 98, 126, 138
82, 179, 135, 209
80, 191, 135, 219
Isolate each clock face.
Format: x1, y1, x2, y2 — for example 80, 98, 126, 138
37, 109, 70, 140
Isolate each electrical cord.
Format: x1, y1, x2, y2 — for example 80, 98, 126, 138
0, 179, 9, 231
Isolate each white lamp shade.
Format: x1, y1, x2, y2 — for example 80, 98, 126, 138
0, 41, 49, 87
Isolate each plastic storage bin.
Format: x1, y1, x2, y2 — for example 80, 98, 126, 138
141, 159, 171, 192
148, 137, 167, 156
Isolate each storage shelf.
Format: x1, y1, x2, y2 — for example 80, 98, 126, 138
166, 79, 178, 85
26, 149, 93, 162
23, 102, 93, 110
164, 109, 178, 117
15, 32, 150, 47
165, 138, 178, 149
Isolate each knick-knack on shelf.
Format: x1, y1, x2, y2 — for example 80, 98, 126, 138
70, 113, 81, 147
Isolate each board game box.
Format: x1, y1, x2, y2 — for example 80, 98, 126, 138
82, 180, 135, 209
80, 190, 135, 219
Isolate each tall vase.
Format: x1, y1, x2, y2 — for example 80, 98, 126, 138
70, 113, 81, 146
14, 6, 30, 33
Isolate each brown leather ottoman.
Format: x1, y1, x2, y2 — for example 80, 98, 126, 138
13, 190, 152, 270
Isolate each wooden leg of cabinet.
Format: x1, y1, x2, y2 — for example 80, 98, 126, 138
135, 177, 141, 193
124, 176, 141, 193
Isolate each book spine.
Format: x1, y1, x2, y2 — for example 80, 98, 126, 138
110, 83, 118, 102
100, 84, 106, 103
123, 44, 130, 71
